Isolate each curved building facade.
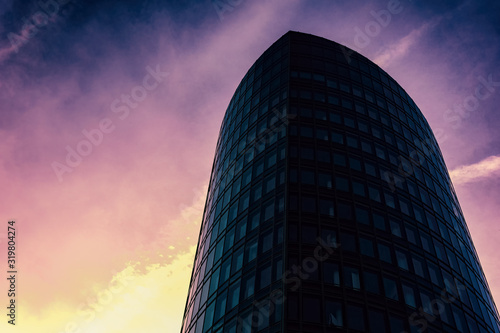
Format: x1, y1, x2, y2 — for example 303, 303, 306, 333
180, 31, 500, 333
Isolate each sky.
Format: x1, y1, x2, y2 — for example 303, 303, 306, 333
0, 0, 499, 332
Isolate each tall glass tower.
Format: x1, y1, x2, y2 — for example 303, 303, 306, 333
180, 31, 500, 333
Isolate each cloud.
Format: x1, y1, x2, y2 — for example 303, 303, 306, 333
15, 248, 196, 333
374, 17, 441, 67
450, 155, 500, 185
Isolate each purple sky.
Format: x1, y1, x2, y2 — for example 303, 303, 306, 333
0, 0, 499, 331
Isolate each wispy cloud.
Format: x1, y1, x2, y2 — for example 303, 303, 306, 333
374, 17, 441, 67
450, 155, 500, 185
20, 248, 195, 333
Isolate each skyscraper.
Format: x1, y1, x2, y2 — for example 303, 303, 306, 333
180, 31, 500, 333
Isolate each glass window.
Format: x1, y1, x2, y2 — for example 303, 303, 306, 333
338, 202, 352, 219
346, 135, 359, 148
365, 161, 377, 176
236, 220, 247, 241
302, 196, 316, 213
347, 305, 365, 331
452, 306, 467, 333
265, 175, 276, 193
353, 86, 363, 97
254, 158, 265, 176
301, 147, 314, 160
349, 156, 362, 171
325, 301, 343, 327
302, 225, 317, 244
396, 250, 409, 270
245, 238, 258, 263
384, 192, 396, 209
249, 210, 260, 230
399, 198, 410, 215
361, 140, 373, 154
378, 243, 392, 263
315, 109, 327, 120
405, 225, 417, 244
300, 126, 313, 138
375, 145, 386, 160
328, 95, 339, 105
327, 78, 338, 89
224, 227, 235, 252
324, 263, 340, 286
252, 183, 262, 202
319, 173, 333, 188
264, 200, 274, 220
329, 112, 341, 124
384, 277, 399, 301
333, 153, 347, 167
301, 170, 315, 185
239, 190, 250, 212
420, 232, 434, 254
209, 267, 220, 296
369, 185, 381, 202
336, 176, 349, 191
373, 213, 386, 230
358, 120, 369, 133
360, 237, 375, 257
259, 264, 272, 289
340, 82, 350, 92
320, 199, 335, 217
331, 130, 344, 144
420, 292, 433, 315
344, 266, 361, 290
316, 128, 329, 140
356, 207, 370, 225
214, 291, 227, 322
303, 296, 321, 323
390, 220, 402, 237
402, 284, 416, 308
314, 92, 326, 103
219, 258, 231, 285
412, 256, 426, 278
317, 150, 331, 163
227, 281, 240, 310
341, 233, 356, 252
243, 275, 255, 299
261, 231, 273, 253
389, 315, 404, 333
231, 246, 244, 274
428, 263, 442, 287
368, 309, 385, 332
353, 181, 366, 196
203, 301, 216, 332
364, 271, 380, 294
